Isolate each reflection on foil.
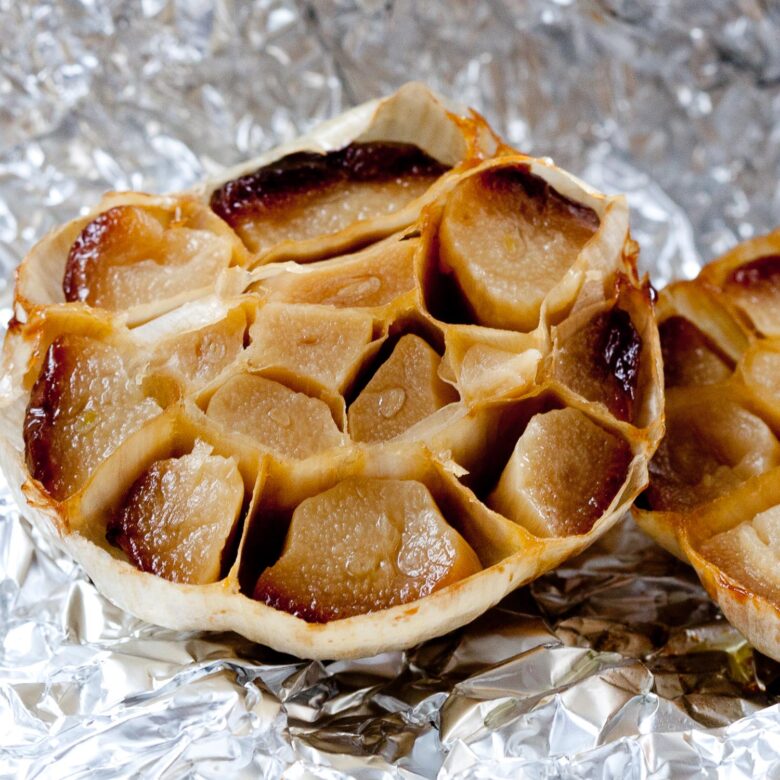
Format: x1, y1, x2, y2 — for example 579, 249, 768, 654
1, 1, 780, 777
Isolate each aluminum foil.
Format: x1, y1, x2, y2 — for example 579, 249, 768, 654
2, 1, 780, 777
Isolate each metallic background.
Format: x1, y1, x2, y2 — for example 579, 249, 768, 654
1, 2, 779, 777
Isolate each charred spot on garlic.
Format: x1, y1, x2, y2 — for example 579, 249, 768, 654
726, 254, 780, 289
62, 201, 238, 312
553, 305, 642, 422
210, 142, 449, 255
24, 334, 161, 501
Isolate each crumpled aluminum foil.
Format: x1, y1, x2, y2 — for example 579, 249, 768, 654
2, 1, 780, 777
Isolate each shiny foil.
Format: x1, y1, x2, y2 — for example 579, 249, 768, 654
2, 2, 780, 777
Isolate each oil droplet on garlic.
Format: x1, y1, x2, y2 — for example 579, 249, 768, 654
268, 407, 292, 427
378, 387, 406, 418
327, 275, 382, 304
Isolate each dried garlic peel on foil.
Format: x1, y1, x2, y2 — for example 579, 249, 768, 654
0, 83, 663, 660
637, 229, 780, 661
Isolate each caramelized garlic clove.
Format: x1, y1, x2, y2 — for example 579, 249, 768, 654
645, 388, 780, 512
659, 315, 733, 388
108, 441, 244, 585
24, 334, 161, 501
146, 308, 247, 391
210, 143, 448, 255
438, 165, 599, 331
698, 504, 780, 604
722, 255, 780, 337
553, 305, 642, 421
254, 477, 481, 621
256, 237, 418, 310
488, 407, 632, 537
348, 334, 457, 442
206, 374, 344, 459
63, 204, 234, 311
246, 303, 374, 394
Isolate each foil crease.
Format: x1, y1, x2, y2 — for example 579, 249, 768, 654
1, 1, 780, 777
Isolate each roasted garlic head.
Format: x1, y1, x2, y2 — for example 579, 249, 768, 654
636, 230, 780, 661
0, 84, 662, 659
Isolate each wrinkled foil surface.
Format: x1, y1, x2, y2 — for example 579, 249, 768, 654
2, 2, 780, 777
